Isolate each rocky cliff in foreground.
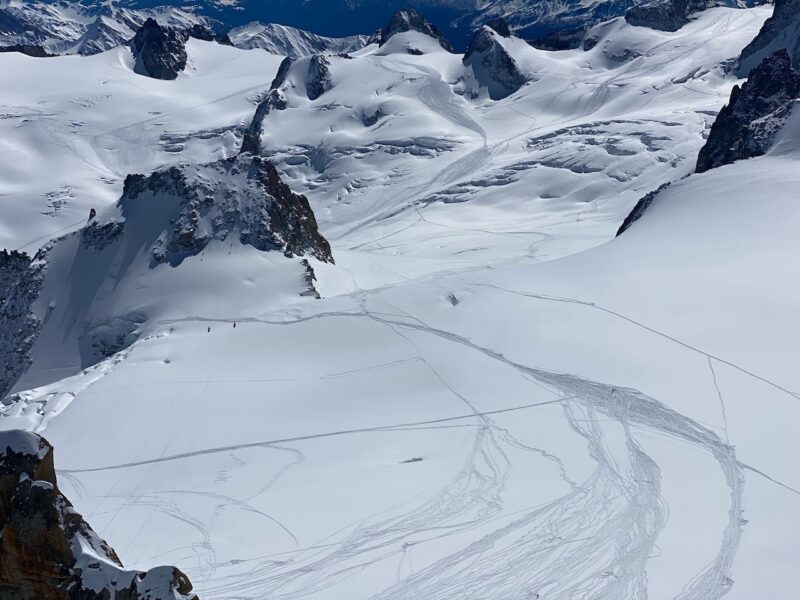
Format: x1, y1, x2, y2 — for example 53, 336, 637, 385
737, 0, 800, 76
697, 50, 800, 172
0, 430, 199, 599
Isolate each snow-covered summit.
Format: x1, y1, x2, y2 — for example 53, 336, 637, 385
379, 9, 454, 52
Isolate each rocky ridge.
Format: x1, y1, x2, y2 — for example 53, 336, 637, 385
0, 429, 199, 599
737, 0, 800, 76
120, 155, 332, 266
228, 22, 367, 57
0, 250, 47, 400
463, 21, 528, 100
697, 49, 800, 172
130, 18, 188, 80
379, 9, 453, 52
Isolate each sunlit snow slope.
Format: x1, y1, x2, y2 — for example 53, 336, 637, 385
2, 5, 798, 600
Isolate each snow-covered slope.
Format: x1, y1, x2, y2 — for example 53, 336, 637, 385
248, 7, 768, 286
229, 22, 368, 57
0, 39, 285, 252
2, 4, 798, 600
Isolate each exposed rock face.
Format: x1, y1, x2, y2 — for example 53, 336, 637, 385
528, 27, 586, 51
120, 155, 332, 266
240, 56, 294, 155
626, 0, 762, 32
130, 18, 187, 80
0, 430, 199, 599
463, 26, 527, 100
240, 54, 330, 153
306, 54, 333, 100
625, 0, 697, 31
379, 9, 453, 52
697, 50, 800, 172
0, 250, 47, 399
0, 44, 52, 57
616, 182, 672, 235
737, 0, 800, 76
186, 23, 233, 46
485, 18, 512, 38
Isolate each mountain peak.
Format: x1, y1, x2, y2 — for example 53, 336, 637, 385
130, 17, 187, 80
379, 8, 453, 52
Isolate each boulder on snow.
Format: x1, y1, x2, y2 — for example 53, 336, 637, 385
0, 429, 199, 599
130, 18, 187, 80
463, 26, 527, 100
696, 50, 800, 173
379, 9, 453, 52
737, 0, 800, 76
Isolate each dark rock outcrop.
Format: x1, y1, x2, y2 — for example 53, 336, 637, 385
306, 54, 333, 100
0, 430, 199, 599
528, 28, 586, 51
737, 0, 800, 76
616, 182, 672, 235
485, 18, 512, 38
379, 9, 453, 52
463, 26, 527, 100
626, 0, 763, 32
186, 23, 233, 46
0, 44, 52, 57
625, 0, 698, 32
0, 250, 47, 399
130, 18, 187, 80
120, 155, 332, 266
697, 50, 800, 173
239, 57, 294, 155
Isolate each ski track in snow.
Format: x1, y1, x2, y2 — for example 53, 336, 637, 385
40, 296, 761, 600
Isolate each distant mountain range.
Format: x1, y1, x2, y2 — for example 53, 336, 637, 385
7, 0, 732, 51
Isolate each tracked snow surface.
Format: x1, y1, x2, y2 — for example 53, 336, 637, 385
1, 4, 799, 600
